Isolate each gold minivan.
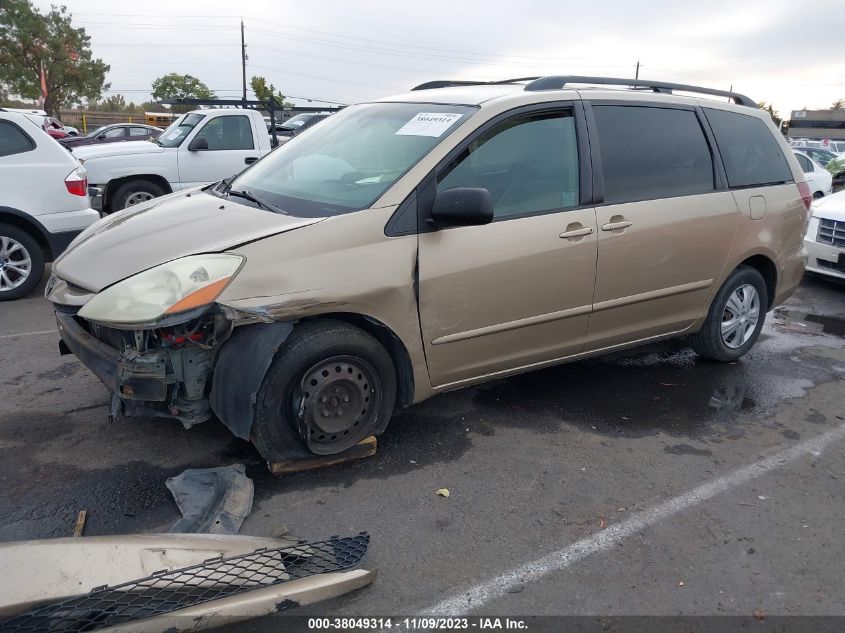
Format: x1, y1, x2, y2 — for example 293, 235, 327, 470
48, 77, 809, 462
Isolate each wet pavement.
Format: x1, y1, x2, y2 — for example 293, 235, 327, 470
0, 272, 844, 622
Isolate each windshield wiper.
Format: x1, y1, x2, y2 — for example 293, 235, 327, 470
226, 188, 286, 214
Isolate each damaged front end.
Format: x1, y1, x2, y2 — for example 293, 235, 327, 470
55, 305, 231, 428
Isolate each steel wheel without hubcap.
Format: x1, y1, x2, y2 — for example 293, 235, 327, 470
721, 284, 760, 349
291, 355, 382, 455
125, 191, 154, 207
0, 236, 32, 293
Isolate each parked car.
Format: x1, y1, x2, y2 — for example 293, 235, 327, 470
61, 124, 163, 149
73, 109, 272, 212
23, 114, 67, 140
804, 190, 845, 280
46, 116, 78, 136
798, 147, 840, 166
269, 113, 330, 137
793, 150, 833, 198
0, 110, 99, 300
48, 77, 808, 462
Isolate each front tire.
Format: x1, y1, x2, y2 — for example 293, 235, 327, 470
251, 320, 397, 462
690, 266, 768, 362
111, 179, 165, 211
0, 224, 44, 301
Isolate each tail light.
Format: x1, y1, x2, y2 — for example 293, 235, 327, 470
65, 167, 88, 197
797, 181, 812, 211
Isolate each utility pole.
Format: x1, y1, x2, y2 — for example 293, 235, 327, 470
241, 18, 247, 103
635, 59, 640, 80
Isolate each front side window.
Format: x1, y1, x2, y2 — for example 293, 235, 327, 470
157, 113, 204, 148
705, 108, 793, 188
593, 105, 715, 204
230, 103, 476, 217
194, 115, 254, 150
437, 110, 579, 219
103, 127, 125, 139
0, 121, 35, 157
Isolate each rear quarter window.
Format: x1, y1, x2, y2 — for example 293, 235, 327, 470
704, 108, 793, 188
0, 120, 36, 157
592, 105, 715, 204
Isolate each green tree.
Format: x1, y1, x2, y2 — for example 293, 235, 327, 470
757, 101, 782, 128
151, 73, 215, 111
0, 0, 110, 115
832, 99, 843, 111
250, 75, 291, 107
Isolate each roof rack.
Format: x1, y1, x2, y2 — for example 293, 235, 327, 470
411, 77, 540, 91
523, 76, 757, 108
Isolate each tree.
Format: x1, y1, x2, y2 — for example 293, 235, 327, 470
151, 73, 215, 112
250, 75, 292, 107
0, 0, 110, 115
832, 99, 843, 111
757, 101, 782, 128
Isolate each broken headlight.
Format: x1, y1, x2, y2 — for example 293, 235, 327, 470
78, 254, 244, 327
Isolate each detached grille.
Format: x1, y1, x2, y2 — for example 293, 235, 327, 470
817, 218, 845, 248
1, 533, 370, 632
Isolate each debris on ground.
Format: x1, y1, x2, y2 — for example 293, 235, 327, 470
0, 532, 374, 632
269, 436, 377, 475
753, 608, 767, 621
599, 516, 607, 529
678, 581, 685, 586
166, 463, 254, 535
73, 510, 86, 537
436, 488, 450, 498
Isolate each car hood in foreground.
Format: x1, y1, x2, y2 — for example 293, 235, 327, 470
53, 190, 324, 292
71, 140, 164, 160
812, 191, 845, 222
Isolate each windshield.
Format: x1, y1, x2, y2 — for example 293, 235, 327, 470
281, 114, 313, 129
156, 113, 204, 148
230, 102, 476, 217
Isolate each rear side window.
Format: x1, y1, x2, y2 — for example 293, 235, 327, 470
0, 120, 36, 157
704, 108, 793, 188
593, 106, 715, 204
129, 127, 149, 137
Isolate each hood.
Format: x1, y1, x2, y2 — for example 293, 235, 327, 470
812, 190, 845, 222
71, 140, 164, 160
53, 190, 324, 292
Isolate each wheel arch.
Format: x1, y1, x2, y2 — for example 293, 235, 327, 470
0, 207, 53, 260
297, 312, 415, 409
737, 254, 777, 308
103, 174, 172, 212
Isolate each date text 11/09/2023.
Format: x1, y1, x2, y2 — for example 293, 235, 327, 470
307, 618, 529, 630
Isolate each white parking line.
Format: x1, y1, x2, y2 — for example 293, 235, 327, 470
0, 329, 55, 340
421, 422, 845, 615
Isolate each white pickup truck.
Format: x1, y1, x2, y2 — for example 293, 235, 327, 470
73, 109, 273, 213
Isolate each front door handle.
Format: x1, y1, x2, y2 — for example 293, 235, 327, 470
600, 220, 633, 231
244, 157, 258, 165
559, 226, 594, 239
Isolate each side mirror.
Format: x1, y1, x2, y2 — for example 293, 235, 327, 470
188, 137, 209, 151
431, 187, 494, 227
97, 134, 106, 140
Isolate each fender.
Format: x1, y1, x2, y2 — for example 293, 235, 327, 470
209, 322, 304, 451
0, 206, 63, 260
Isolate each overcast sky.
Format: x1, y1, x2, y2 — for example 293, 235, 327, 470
34, 0, 844, 115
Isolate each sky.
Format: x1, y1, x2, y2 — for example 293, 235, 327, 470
33, 0, 845, 116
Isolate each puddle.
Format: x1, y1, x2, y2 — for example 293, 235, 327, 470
804, 314, 845, 338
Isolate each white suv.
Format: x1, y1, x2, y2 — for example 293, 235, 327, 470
0, 110, 100, 300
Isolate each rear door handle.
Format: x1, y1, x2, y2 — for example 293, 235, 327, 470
559, 226, 594, 239
600, 220, 633, 231
244, 157, 258, 165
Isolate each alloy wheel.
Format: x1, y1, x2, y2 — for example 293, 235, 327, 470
0, 236, 32, 293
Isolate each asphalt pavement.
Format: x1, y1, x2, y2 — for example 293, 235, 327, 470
0, 272, 843, 625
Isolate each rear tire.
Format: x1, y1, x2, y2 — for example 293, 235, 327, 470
251, 320, 397, 462
111, 180, 165, 211
690, 266, 768, 362
0, 223, 44, 302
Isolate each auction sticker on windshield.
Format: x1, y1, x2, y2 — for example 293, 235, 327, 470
395, 112, 463, 137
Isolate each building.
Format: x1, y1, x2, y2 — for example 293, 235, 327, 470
788, 108, 845, 140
